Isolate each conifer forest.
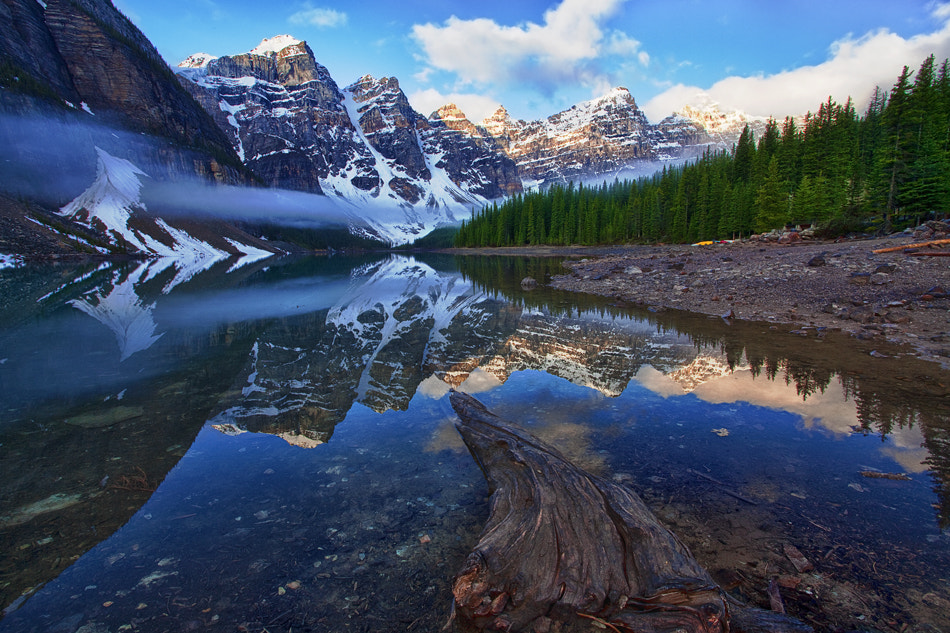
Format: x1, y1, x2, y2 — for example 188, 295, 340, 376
455, 55, 950, 247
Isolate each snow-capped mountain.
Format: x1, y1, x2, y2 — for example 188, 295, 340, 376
674, 96, 770, 145
177, 36, 521, 244
474, 87, 662, 187
440, 87, 755, 188
59, 147, 277, 272
176, 35, 768, 241
0, 1, 786, 256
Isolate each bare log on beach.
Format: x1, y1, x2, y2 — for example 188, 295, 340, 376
448, 390, 811, 633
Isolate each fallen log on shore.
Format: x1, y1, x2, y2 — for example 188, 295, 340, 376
448, 390, 812, 633
871, 238, 950, 253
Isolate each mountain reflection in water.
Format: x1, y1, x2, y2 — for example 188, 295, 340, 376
0, 253, 948, 632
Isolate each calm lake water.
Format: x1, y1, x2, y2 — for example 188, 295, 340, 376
0, 253, 948, 633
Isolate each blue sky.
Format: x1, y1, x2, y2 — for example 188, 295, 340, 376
115, 0, 950, 123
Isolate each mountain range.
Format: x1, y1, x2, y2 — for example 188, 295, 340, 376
0, 0, 768, 250
177, 35, 767, 200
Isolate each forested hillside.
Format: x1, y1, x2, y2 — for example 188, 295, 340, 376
455, 55, 950, 247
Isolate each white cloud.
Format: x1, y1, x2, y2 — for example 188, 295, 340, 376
606, 30, 642, 56
289, 5, 347, 28
642, 4, 950, 122
410, 0, 642, 93
408, 88, 502, 123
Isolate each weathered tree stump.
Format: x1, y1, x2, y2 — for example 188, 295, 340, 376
449, 391, 811, 633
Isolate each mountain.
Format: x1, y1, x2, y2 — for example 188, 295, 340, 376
176, 36, 522, 244
474, 88, 666, 186
437, 88, 763, 189
0, 0, 272, 262
1, 7, 776, 254
673, 96, 770, 145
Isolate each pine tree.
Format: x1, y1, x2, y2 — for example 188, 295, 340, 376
878, 65, 915, 232
755, 156, 788, 231
732, 124, 756, 183
903, 55, 950, 220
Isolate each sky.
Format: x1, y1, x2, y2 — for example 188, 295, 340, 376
114, 0, 950, 124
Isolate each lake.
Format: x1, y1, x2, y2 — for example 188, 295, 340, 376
0, 253, 948, 632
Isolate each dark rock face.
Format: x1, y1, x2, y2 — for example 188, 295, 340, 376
179, 53, 376, 196
426, 104, 522, 199
179, 54, 362, 194
0, 0, 80, 105
0, 0, 246, 186
347, 75, 431, 182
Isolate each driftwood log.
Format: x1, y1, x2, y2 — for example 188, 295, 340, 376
449, 391, 812, 633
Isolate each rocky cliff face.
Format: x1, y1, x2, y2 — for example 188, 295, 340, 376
179, 37, 357, 195
0, 0, 246, 185
426, 104, 522, 198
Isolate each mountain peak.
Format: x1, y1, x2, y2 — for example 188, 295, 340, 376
178, 53, 217, 69
584, 87, 635, 110
675, 98, 767, 137
249, 35, 302, 57
433, 104, 481, 136
480, 106, 513, 132
351, 74, 399, 89
433, 103, 467, 121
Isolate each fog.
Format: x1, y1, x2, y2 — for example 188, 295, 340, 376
0, 112, 361, 230
144, 180, 362, 230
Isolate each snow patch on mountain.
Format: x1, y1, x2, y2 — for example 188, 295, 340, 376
58, 148, 229, 271
250, 35, 302, 56
59, 147, 154, 251
58, 147, 274, 276
314, 83, 484, 244
179, 53, 217, 69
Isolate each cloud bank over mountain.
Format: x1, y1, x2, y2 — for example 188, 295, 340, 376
406, 0, 950, 124
410, 0, 647, 122
643, 3, 950, 121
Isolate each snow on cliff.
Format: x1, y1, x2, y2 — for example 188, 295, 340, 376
59, 147, 273, 275
250, 35, 302, 56
179, 52, 217, 68
59, 147, 155, 251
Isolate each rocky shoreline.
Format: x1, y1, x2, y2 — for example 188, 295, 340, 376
455, 230, 950, 368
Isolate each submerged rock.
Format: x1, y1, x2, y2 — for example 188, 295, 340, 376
65, 406, 144, 429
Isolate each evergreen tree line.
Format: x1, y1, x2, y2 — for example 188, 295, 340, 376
455, 55, 950, 247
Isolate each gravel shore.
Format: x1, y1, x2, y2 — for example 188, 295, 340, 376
456, 235, 950, 368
